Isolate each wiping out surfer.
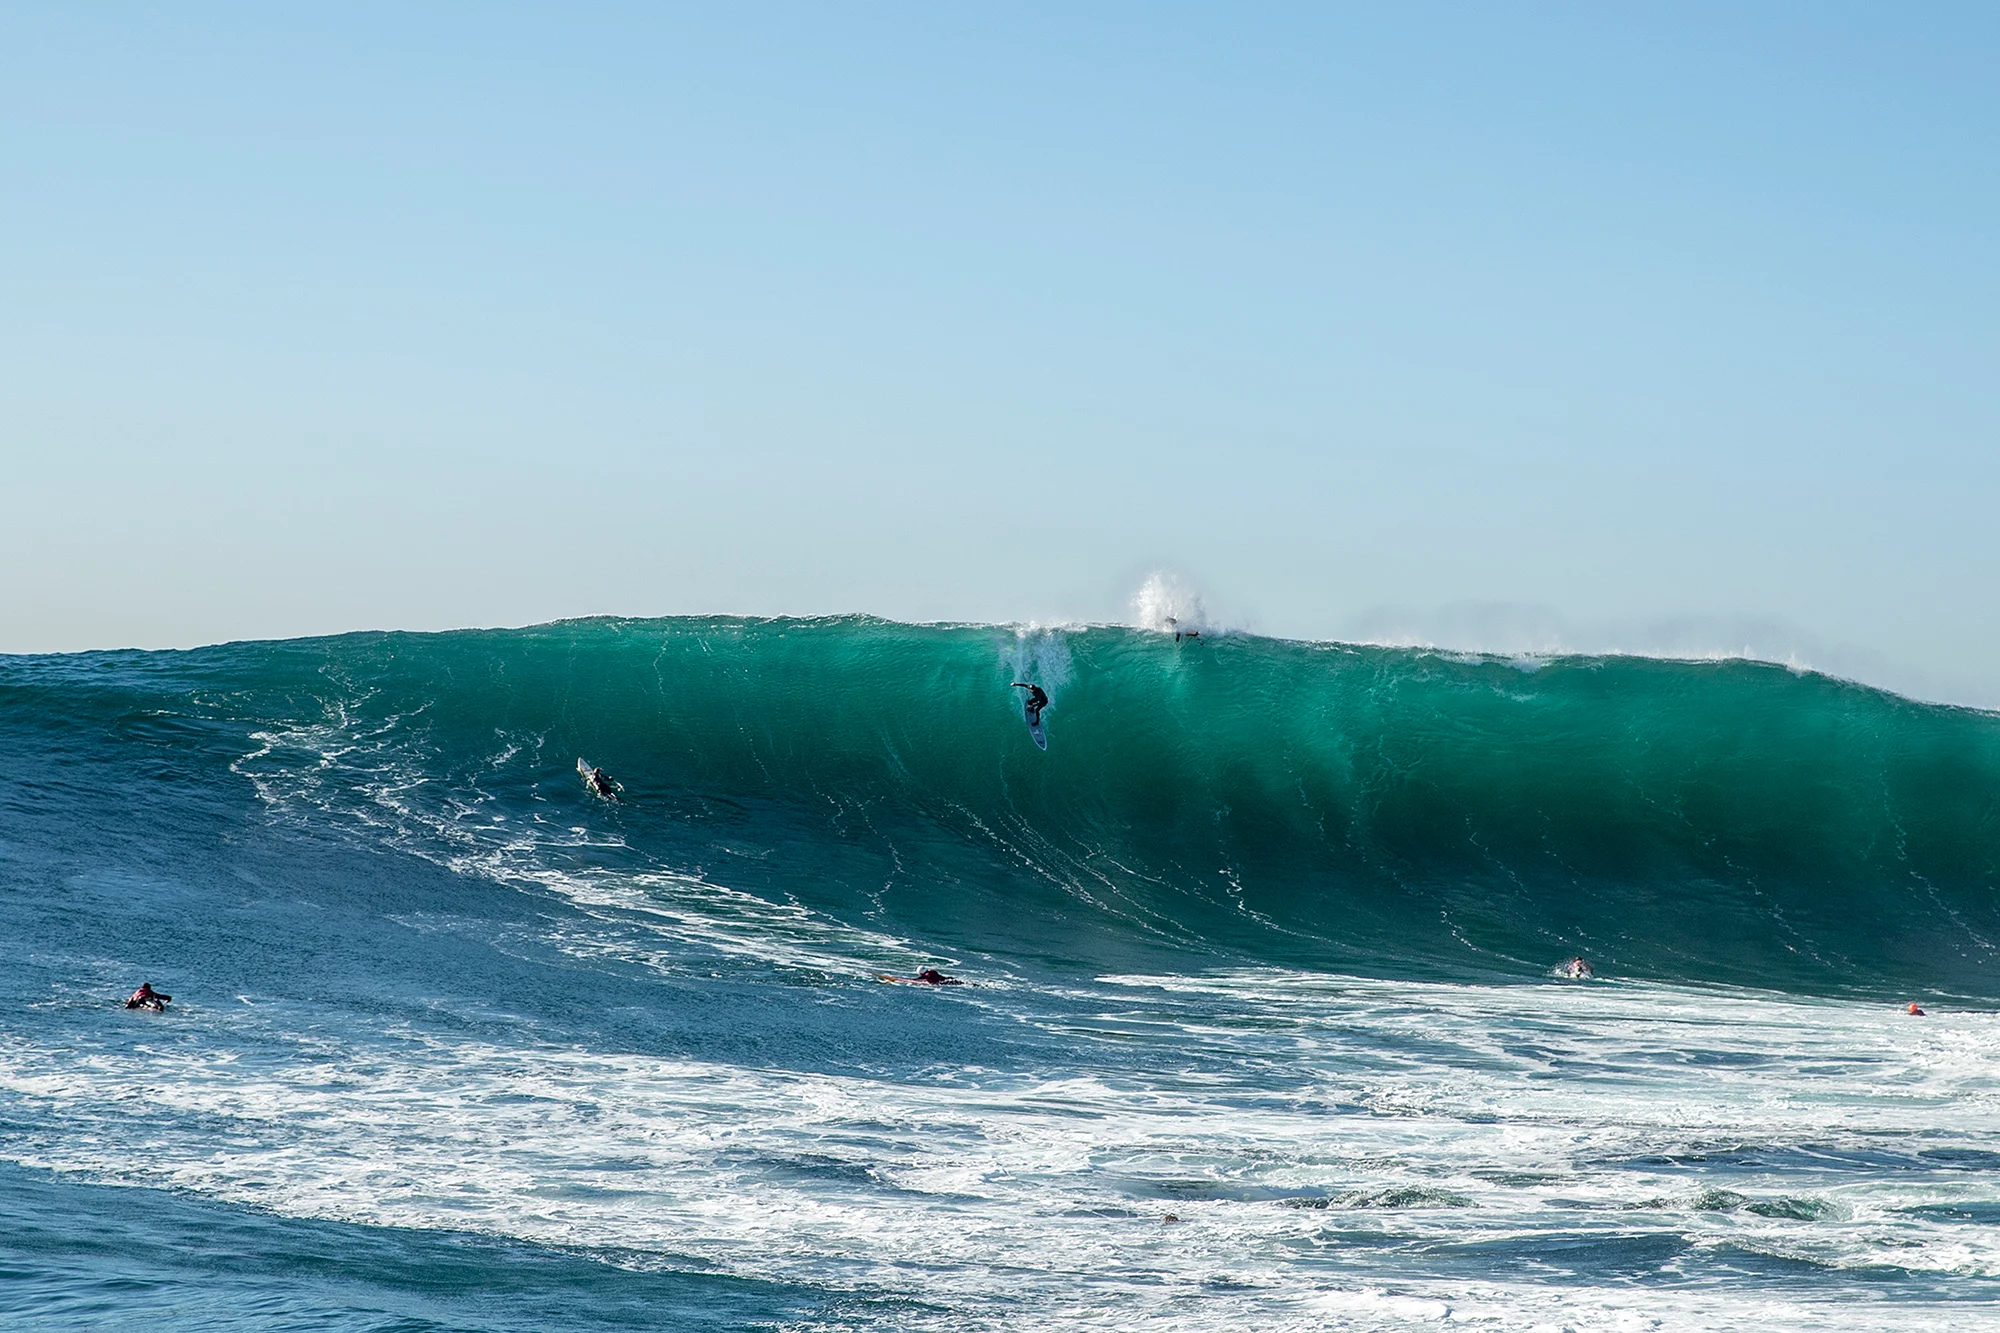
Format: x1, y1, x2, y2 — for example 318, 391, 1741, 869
1165, 616, 1200, 643
124, 982, 170, 1012
1011, 682, 1048, 724
1558, 956, 1594, 980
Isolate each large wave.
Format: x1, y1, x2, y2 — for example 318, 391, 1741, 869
6, 615, 1998, 996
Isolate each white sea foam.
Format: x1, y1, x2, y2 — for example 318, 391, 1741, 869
6, 970, 1998, 1330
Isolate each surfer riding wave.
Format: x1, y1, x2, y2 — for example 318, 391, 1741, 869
1011, 682, 1048, 725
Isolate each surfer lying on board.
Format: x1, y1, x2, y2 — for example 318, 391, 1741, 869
875, 968, 963, 985
1011, 683, 1049, 724
586, 766, 617, 799
124, 983, 170, 1012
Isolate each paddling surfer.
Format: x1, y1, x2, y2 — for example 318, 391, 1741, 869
873, 968, 963, 985
124, 982, 170, 1012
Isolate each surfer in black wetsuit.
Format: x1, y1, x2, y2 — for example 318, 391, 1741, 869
587, 767, 617, 799
1011, 682, 1048, 724
874, 967, 964, 985
124, 983, 170, 1012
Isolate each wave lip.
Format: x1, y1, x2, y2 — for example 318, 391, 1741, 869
1337, 600, 1997, 712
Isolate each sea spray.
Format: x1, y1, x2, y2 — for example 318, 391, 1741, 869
1130, 569, 1216, 636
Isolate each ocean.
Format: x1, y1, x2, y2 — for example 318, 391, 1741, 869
4, 615, 1998, 1330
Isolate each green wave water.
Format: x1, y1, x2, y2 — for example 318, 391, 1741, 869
17, 614, 1995, 996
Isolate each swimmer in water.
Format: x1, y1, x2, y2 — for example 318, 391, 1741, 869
1561, 957, 1594, 980
1011, 682, 1049, 725
1908, 1002, 1927, 1016
124, 983, 170, 1012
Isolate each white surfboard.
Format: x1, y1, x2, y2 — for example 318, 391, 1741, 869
1025, 704, 1047, 751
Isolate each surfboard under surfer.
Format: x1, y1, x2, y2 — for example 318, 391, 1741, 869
1011, 682, 1048, 725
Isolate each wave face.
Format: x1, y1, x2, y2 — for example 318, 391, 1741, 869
9, 615, 1997, 996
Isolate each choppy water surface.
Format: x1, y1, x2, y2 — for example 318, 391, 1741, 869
4, 617, 1998, 1329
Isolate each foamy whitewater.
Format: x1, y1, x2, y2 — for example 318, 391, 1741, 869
5, 614, 1999, 1330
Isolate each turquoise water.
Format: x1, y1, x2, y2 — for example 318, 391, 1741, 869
5, 617, 1999, 1329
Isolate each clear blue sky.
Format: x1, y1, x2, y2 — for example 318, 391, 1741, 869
4, 5, 1996, 701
